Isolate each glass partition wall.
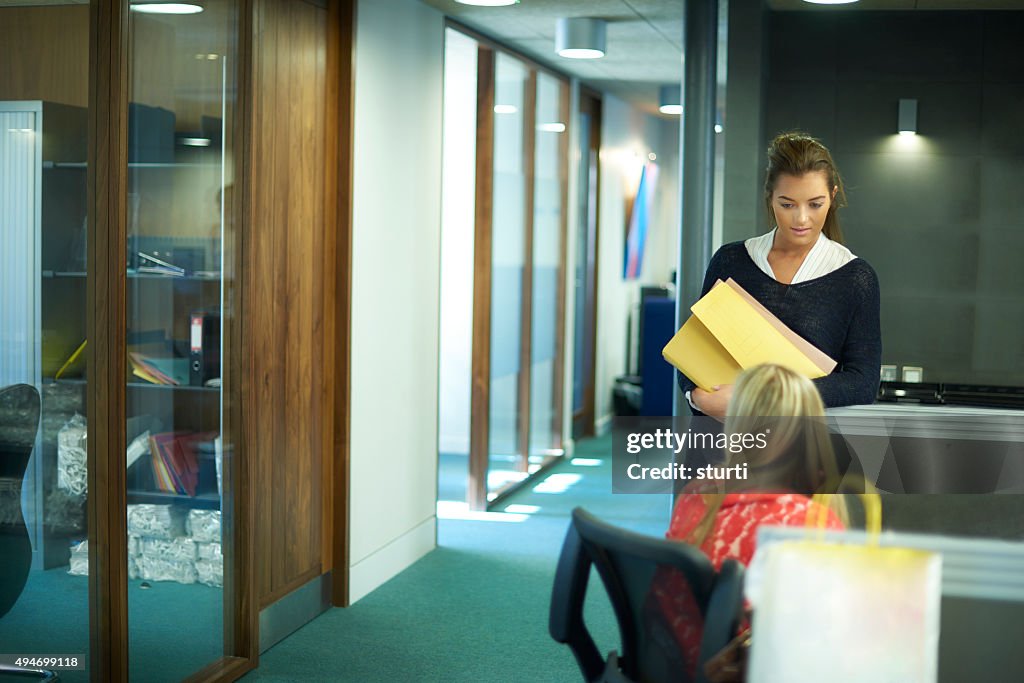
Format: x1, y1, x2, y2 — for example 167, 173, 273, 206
484, 51, 569, 504
529, 72, 569, 465
125, 1, 236, 680
487, 53, 529, 495
438, 26, 571, 509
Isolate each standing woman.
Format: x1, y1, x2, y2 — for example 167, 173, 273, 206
682, 132, 881, 419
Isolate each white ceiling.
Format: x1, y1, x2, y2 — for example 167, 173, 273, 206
421, 0, 1024, 115
420, 0, 687, 116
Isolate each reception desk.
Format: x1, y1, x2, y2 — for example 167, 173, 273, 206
826, 403, 1024, 539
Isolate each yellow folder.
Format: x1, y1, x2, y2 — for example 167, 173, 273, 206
662, 279, 837, 391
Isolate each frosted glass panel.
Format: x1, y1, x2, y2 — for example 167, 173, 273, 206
488, 53, 527, 496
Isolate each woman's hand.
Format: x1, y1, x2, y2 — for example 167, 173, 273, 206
692, 384, 733, 421
703, 630, 750, 683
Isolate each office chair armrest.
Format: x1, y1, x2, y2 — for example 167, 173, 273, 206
0, 663, 60, 680
550, 522, 604, 682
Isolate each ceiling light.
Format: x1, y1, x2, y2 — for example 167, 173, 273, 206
131, 2, 204, 14
555, 17, 606, 59
455, 0, 518, 6
494, 104, 518, 115
898, 98, 917, 136
537, 122, 566, 133
801, 0, 859, 4
658, 85, 682, 115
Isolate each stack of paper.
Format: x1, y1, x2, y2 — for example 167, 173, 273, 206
662, 278, 836, 391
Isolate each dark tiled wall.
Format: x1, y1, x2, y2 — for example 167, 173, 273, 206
763, 10, 1024, 386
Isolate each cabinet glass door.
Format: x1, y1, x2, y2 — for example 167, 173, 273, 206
125, 1, 236, 679
0, 5, 90, 681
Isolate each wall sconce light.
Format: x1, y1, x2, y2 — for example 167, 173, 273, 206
898, 98, 918, 136
555, 18, 606, 59
658, 85, 682, 115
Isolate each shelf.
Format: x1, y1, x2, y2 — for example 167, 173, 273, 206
46, 378, 220, 393
43, 161, 219, 169
42, 270, 86, 278
42, 270, 221, 281
125, 381, 220, 393
127, 490, 221, 510
128, 270, 221, 281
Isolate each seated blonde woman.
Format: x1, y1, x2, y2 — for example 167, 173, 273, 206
667, 363, 849, 567
646, 365, 850, 679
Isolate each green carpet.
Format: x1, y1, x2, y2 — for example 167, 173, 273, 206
244, 435, 673, 682
0, 568, 222, 683
0, 435, 672, 682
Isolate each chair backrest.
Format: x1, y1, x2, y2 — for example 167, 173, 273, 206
550, 507, 744, 683
0, 383, 42, 619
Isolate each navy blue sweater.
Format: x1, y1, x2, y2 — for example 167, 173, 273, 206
679, 241, 881, 409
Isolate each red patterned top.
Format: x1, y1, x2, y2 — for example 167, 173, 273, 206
667, 492, 845, 568
645, 493, 844, 678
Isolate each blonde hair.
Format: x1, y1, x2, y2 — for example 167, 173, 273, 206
764, 132, 847, 244
685, 364, 849, 547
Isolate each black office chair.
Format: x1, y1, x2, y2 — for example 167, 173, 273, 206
550, 507, 744, 683
0, 384, 59, 682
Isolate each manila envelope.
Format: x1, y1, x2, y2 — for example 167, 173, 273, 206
662, 279, 836, 391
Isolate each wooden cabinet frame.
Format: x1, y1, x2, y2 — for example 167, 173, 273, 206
84, 0, 354, 679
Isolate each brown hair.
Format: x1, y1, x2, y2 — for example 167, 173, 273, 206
764, 132, 847, 244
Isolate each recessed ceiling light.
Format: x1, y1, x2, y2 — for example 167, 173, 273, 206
559, 48, 604, 59
537, 122, 566, 133
556, 18, 606, 60
658, 84, 681, 115
802, 0, 859, 4
131, 2, 204, 14
455, 0, 518, 6
494, 104, 518, 114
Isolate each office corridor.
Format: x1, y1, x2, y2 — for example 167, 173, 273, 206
244, 435, 672, 682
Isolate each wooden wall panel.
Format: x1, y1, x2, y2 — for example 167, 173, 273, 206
247, 0, 331, 609
0, 6, 89, 106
